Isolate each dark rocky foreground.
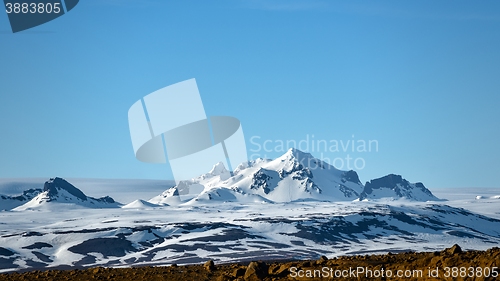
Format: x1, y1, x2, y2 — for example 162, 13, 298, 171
0, 245, 498, 281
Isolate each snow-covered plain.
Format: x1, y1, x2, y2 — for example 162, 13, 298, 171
432, 187, 500, 219
1, 195, 500, 273
0, 149, 499, 272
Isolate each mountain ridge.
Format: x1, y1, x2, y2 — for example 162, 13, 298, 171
13, 177, 120, 210
0, 188, 42, 210
3, 149, 440, 210
149, 148, 439, 205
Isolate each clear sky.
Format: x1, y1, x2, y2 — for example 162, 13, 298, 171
1, 0, 499, 188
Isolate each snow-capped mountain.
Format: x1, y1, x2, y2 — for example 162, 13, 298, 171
0, 188, 41, 210
150, 148, 438, 204
360, 174, 441, 201
0, 170, 498, 272
14, 177, 120, 210
122, 199, 160, 209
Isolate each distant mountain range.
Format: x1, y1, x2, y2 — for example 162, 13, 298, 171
1, 148, 440, 211
0, 188, 41, 211
150, 148, 440, 205
1, 149, 499, 272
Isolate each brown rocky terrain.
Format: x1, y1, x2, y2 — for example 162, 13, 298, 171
0, 245, 499, 281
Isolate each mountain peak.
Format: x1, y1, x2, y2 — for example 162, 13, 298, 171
209, 162, 228, 176
14, 178, 119, 210
44, 177, 87, 201
150, 149, 439, 204
282, 148, 313, 161
361, 174, 440, 201
122, 199, 159, 209
278, 148, 337, 171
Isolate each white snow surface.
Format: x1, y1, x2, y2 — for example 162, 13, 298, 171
122, 200, 161, 209
0, 149, 499, 272
432, 187, 500, 219
0, 195, 499, 272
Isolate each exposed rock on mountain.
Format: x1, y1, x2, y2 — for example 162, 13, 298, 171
14, 177, 120, 210
150, 148, 439, 204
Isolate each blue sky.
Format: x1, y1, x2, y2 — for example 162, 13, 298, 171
1, 0, 499, 188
